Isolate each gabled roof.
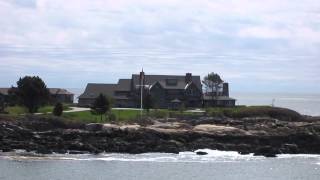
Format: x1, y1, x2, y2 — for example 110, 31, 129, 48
132, 74, 202, 90
149, 81, 163, 90
78, 83, 117, 99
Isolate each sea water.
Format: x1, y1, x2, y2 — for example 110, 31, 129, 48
233, 92, 320, 116
0, 149, 319, 180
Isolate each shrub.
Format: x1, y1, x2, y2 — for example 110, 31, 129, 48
53, 103, 63, 116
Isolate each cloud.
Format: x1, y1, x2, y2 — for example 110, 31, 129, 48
0, 0, 319, 92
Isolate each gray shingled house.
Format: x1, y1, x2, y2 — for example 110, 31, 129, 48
49, 88, 74, 104
78, 71, 236, 108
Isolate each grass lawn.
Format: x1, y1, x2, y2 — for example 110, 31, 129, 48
61, 109, 204, 123
62, 109, 142, 123
4, 106, 28, 115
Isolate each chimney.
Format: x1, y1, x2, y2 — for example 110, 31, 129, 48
185, 73, 192, 83
222, 83, 229, 96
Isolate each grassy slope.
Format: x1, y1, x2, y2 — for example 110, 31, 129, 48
206, 106, 302, 121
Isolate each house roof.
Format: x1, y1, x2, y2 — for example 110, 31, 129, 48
78, 83, 118, 99
132, 74, 202, 90
0, 88, 10, 95
117, 79, 131, 91
49, 88, 73, 95
0, 88, 73, 95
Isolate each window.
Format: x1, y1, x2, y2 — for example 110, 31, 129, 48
166, 79, 177, 86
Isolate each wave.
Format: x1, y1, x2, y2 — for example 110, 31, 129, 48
1, 149, 320, 163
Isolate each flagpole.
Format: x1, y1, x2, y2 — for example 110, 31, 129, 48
140, 68, 144, 119
140, 80, 143, 118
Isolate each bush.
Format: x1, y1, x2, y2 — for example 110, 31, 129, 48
206, 106, 302, 121
53, 103, 63, 116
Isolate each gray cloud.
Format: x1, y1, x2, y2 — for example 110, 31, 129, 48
0, 0, 319, 92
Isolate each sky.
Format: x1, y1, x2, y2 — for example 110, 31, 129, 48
0, 0, 320, 93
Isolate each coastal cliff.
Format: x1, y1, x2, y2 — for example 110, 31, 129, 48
1, 114, 320, 157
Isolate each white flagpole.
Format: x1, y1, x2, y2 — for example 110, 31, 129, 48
140, 68, 144, 118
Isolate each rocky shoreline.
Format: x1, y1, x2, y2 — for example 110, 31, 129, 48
1, 115, 320, 157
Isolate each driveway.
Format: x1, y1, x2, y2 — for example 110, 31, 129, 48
64, 107, 90, 113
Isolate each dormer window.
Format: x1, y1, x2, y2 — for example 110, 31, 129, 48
166, 79, 177, 86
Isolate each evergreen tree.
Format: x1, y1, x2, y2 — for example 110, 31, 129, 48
14, 76, 50, 113
91, 93, 110, 121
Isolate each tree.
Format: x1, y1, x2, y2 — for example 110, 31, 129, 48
202, 72, 223, 105
14, 76, 50, 113
143, 94, 153, 113
0, 93, 5, 113
91, 93, 110, 121
53, 103, 63, 116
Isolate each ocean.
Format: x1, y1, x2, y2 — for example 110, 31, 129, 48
0, 150, 319, 180
69, 88, 320, 116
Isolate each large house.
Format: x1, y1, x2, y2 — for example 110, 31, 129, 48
78, 71, 236, 108
0, 88, 74, 104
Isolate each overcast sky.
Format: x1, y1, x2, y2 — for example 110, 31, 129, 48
0, 0, 319, 93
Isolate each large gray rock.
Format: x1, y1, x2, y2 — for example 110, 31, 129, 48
85, 123, 103, 131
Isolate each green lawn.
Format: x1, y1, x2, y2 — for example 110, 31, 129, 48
61, 109, 204, 123
62, 109, 142, 123
4, 106, 27, 115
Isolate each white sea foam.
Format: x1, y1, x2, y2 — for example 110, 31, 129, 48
1, 150, 320, 163
277, 154, 320, 159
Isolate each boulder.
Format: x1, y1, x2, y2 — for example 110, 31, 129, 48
196, 151, 208, 155
85, 123, 103, 131
282, 143, 299, 154
253, 146, 280, 158
102, 124, 119, 132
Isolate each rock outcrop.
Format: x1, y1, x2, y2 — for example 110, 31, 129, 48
1, 115, 320, 157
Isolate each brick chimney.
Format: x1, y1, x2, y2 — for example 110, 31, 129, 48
185, 73, 192, 83
222, 83, 229, 96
